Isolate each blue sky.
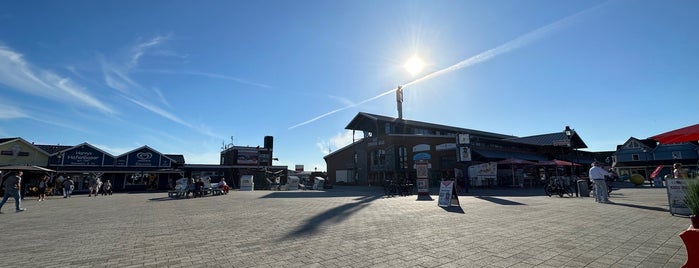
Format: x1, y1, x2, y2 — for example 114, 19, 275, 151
1, 0, 698, 171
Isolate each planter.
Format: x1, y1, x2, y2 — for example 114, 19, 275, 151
680, 225, 699, 268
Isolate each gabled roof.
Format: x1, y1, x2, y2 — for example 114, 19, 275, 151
0, 137, 51, 155
617, 137, 657, 150
165, 154, 185, 164
345, 112, 516, 140
506, 132, 588, 149
0, 137, 20, 144
115, 145, 177, 162
35, 144, 73, 155
58, 142, 115, 157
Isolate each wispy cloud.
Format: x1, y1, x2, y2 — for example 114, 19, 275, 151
0, 103, 29, 119
129, 34, 171, 68
119, 94, 192, 128
0, 45, 114, 114
316, 130, 355, 155
139, 69, 273, 89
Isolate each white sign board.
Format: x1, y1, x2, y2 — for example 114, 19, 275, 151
666, 179, 692, 216
240, 175, 254, 191
457, 133, 470, 145
287, 176, 300, 190
438, 180, 459, 207
458, 146, 471, 162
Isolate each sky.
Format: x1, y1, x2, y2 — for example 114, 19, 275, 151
1, 0, 698, 171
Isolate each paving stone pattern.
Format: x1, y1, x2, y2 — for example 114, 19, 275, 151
0, 185, 690, 267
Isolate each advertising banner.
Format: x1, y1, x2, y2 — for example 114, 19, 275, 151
237, 150, 259, 165
438, 180, 459, 207
666, 179, 692, 216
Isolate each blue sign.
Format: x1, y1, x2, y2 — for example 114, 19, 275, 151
413, 152, 431, 161
62, 144, 110, 166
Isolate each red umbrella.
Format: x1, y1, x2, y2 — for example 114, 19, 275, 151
497, 158, 536, 165
497, 158, 536, 186
536, 159, 581, 166
650, 124, 699, 144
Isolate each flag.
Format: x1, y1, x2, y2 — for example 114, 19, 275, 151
650, 165, 664, 179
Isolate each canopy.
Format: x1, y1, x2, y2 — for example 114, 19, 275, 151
0, 165, 56, 173
650, 124, 699, 144
497, 158, 536, 165
536, 159, 581, 166
497, 158, 536, 187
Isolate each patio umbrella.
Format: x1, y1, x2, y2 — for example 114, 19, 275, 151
536, 159, 581, 166
497, 158, 536, 186
0, 165, 56, 173
650, 124, 699, 144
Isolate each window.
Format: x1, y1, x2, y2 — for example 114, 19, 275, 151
127, 172, 156, 185
626, 141, 641, 149
385, 123, 391, 134
672, 152, 682, 159
632, 154, 640, 161
372, 149, 386, 166
397, 146, 408, 169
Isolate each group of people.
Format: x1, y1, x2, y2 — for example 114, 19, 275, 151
174, 177, 229, 198
55, 175, 112, 198
0, 171, 116, 214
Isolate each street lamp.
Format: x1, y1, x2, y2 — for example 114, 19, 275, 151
564, 126, 577, 197
642, 148, 649, 187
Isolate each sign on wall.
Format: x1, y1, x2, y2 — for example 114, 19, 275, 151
60, 144, 112, 166
115, 146, 171, 167
237, 150, 259, 165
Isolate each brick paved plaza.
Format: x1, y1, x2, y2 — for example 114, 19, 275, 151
0, 185, 690, 267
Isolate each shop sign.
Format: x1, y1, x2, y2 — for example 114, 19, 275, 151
63, 147, 105, 166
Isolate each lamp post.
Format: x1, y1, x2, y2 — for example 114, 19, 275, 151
564, 126, 578, 197
642, 148, 649, 187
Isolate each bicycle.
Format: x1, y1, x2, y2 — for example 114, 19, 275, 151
543, 177, 574, 197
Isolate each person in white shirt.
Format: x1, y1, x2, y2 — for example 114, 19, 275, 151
589, 161, 612, 203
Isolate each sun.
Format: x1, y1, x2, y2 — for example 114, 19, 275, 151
403, 55, 425, 76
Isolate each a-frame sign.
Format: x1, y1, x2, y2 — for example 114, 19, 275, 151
438, 180, 460, 207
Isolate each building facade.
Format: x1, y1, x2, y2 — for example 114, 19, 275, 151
324, 113, 597, 187
1, 136, 287, 193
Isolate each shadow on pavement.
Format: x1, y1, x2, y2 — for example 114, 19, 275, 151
441, 206, 465, 214
608, 202, 669, 213
476, 196, 526, 205
280, 194, 382, 240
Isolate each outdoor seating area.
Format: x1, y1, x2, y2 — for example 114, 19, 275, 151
167, 178, 228, 199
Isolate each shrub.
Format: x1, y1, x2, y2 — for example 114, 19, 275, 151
685, 179, 699, 216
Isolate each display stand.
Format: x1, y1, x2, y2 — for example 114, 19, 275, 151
666, 179, 692, 216
438, 180, 460, 207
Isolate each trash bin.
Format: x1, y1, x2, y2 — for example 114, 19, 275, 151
577, 180, 590, 197
313, 177, 325, 190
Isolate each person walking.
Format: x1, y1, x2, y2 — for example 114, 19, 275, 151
0, 171, 26, 213
88, 176, 97, 197
62, 176, 74, 198
590, 161, 612, 203
102, 180, 112, 196
673, 163, 684, 179
37, 175, 49, 201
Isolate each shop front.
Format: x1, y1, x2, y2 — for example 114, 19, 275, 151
48, 143, 183, 192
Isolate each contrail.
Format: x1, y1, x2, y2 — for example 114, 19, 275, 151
289, 2, 608, 130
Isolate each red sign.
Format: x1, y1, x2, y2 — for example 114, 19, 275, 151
650, 165, 664, 179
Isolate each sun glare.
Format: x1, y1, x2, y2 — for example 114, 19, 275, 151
403, 56, 425, 76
